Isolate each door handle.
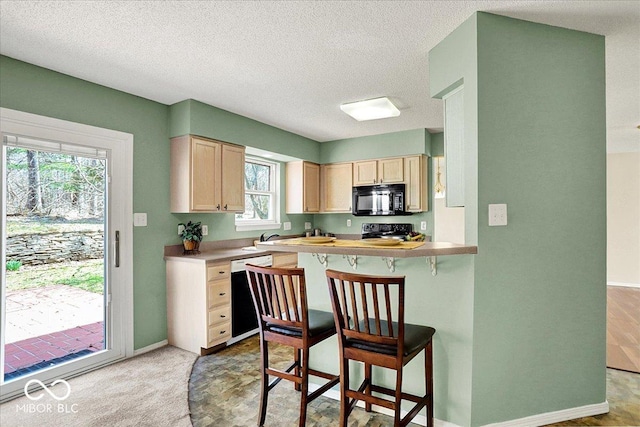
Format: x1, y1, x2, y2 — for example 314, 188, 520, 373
115, 230, 120, 268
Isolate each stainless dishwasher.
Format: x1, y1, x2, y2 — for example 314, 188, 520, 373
229, 254, 273, 344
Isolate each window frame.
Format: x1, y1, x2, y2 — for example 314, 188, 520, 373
235, 156, 281, 232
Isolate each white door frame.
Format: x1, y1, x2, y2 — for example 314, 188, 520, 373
0, 107, 134, 402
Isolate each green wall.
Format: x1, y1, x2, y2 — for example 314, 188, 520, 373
320, 128, 430, 164
169, 99, 320, 163
0, 55, 318, 350
431, 13, 606, 425
1, 55, 171, 350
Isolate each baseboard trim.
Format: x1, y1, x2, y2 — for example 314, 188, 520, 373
308, 383, 461, 427
481, 401, 609, 427
133, 339, 168, 356
608, 282, 640, 289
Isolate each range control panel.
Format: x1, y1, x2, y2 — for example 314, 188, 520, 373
361, 223, 413, 236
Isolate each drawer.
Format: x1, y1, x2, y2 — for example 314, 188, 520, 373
273, 253, 298, 267
207, 321, 231, 347
207, 263, 230, 281
208, 306, 230, 326
207, 281, 230, 308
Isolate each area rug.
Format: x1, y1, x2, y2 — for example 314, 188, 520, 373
0, 345, 197, 427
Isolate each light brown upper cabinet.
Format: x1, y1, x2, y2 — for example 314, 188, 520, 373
220, 144, 245, 212
404, 155, 429, 212
321, 162, 353, 213
170, 135, 245, 213
286, 161, 320, 213
353, 157, 404, 186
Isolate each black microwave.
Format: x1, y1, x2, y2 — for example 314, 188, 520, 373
352, 184, 411, 216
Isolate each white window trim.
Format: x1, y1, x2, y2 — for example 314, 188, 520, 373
235, 156, 281, 232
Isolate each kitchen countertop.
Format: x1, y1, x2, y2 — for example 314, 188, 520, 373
256, 239, 477, 258
163, 237, 297, 264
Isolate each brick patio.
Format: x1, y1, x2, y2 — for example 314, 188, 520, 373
3, 283, 104, 380
4, 321, 104, 379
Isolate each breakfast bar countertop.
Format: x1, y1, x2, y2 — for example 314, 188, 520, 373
256, 238, 478, 258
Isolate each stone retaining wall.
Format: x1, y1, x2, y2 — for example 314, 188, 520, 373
6, 231, 104, 266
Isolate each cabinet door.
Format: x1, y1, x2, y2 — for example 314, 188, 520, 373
353, 160, 378, 185
321, 163, 353, 212
378, 157, 404, 183
303, 162, 320, 212
221, 144, 245, 212
191, 137, 222, 211
405, 156, 428, 212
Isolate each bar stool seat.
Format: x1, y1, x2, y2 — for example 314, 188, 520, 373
350, 320, 436, 356
267, 309, 336, 337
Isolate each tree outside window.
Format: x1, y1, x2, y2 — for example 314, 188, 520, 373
236, 157, 279, 227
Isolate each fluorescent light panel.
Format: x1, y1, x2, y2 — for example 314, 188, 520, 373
340, 97, 400, 121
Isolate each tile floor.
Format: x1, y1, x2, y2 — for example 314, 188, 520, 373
189, 336, 640, 426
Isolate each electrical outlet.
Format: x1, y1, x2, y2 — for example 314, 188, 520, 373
347, 219, 352, 227
283, 222, 291, 230
304, 222, 312, 230
488, 204, 508, 226
202, 225, 208, 236
420, 221, 427, 231
178, 224, 185, 235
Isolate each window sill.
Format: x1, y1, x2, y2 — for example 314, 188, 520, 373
235, 222, 282, 232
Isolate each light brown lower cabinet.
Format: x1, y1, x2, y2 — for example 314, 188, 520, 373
166, 252, 298, 355
166, 259, 231, 355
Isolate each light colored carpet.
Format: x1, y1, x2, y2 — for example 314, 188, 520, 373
0, 345, 196, 427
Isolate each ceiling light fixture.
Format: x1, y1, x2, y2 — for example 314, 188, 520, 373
340, 97, 400, 121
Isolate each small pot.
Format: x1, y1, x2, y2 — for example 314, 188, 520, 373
183, 239, 200, 251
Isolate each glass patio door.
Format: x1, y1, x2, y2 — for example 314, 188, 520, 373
0, 108, 133, 402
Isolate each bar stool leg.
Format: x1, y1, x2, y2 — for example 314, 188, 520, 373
339, 357, 349, 427
258, 339, 269, 426
426, 342, 434, 427
294, 348, 301, 391
298, 347, 310, 427
394, 367, 403, 426
364, 362, 372, 412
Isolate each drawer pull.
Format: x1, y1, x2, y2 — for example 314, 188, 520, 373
220, 330, 226, 334
220, 314, 226, 318
219, 292, 226, 296
219, 271, 224, 274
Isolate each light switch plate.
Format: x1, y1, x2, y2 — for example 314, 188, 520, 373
420, 221, 427, 231
489, 204, 508, 226
304, 222, 312, 230
178, 224, 184, 235
347, 219, 352, 227
133, 213, 147, 227
283, 222, 291, 230
202, 225, 208, 236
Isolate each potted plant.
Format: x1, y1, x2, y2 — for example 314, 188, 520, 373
178, 221, 203, 253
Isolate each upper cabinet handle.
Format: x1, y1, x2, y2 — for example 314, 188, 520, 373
224, 204, 228, 210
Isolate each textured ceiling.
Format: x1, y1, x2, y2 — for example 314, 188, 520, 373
1, 1, 638, 152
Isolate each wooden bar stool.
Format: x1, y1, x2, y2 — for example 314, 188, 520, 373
246, 264, 340, 427
325, 269, 436, 427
